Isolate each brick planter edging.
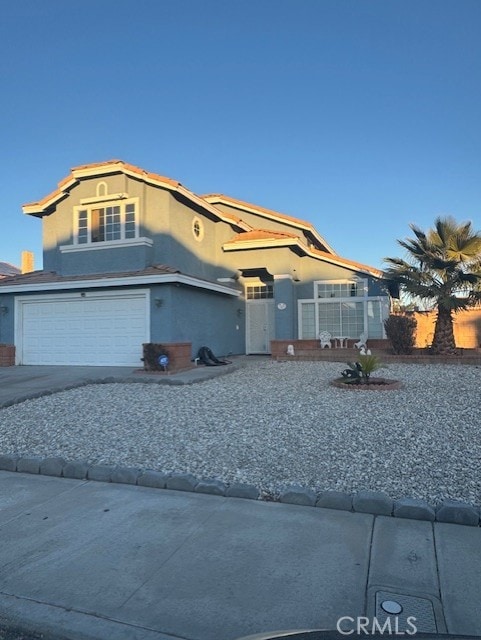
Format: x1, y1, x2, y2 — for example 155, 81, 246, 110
0, 344, 15, 367
330, 378, 403, 391
0, 453, 479, 526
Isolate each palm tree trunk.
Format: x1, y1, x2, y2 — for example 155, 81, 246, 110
431, 307, 457, 354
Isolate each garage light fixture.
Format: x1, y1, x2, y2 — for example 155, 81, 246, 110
0, 306, 8, 315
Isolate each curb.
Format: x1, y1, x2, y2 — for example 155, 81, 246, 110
0, 454, 479, 526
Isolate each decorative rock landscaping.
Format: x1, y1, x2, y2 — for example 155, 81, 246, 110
0, 359, 480, 524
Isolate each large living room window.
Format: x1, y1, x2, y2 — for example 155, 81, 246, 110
75, 201, 137, 244
298, 278, 389, 339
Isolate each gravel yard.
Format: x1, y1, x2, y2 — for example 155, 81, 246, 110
0, 359, 479, 506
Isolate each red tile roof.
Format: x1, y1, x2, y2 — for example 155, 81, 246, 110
310, 248, 383, 277
202, 193, 336, 254
224, 232, 382, 277
227, 229, 299, 242
23, 160, 181, 209
203, 193, 317, 233
73, 160, 181, 188
22, 160, 251, 232
0, 264, 180, 287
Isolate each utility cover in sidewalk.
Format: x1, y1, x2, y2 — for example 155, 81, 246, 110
375, 591, 438, 633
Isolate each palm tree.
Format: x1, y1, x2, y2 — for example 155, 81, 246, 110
384, 216, 481, 354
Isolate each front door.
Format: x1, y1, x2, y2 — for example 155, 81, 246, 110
246, 300, 275, 354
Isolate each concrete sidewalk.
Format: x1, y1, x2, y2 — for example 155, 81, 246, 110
0, 472, 480, 640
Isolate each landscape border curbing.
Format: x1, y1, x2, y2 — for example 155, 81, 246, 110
0, 453, 479, 526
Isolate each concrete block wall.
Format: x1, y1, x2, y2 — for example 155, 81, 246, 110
410, 310, 481, 349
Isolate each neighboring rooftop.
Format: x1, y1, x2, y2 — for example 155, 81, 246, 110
0, 262, 20, 277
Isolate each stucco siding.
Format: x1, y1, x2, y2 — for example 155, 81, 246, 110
274, 277, 296, 339
157, 194, 221, 279
223, 246, 300, 277
60, 244, 154, 276
0, 293, 15, 343
43, 174, 173, 275
150, 284, 244, 356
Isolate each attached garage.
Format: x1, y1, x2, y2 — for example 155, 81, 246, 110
15, 290, 150, 366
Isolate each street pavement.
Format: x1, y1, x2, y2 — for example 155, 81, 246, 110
0, 363, 480, 639
0, 472, 480, 639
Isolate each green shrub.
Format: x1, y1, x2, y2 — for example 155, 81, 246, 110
384, 314, 417, 354
341, 353, 385, 384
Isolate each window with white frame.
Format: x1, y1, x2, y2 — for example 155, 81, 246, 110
246, 284, 274, 299
298, 278, 388, 340
75, 200, 138, 244
315, 279, 367, 299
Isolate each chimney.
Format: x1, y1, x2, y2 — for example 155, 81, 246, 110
21, 251, 34, 274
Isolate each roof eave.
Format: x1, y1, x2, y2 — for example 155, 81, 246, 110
0, 272, 241, 296
22, 161, 252, 231
203, 194, 336, 255
223, 238, 298, 251
223, 237, 383, 278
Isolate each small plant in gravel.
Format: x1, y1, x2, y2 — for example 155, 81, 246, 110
341, 353, 385, 385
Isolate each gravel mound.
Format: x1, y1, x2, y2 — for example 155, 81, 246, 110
0, 360, 479, 506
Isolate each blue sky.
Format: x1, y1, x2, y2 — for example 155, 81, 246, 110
2, 0, 480, 271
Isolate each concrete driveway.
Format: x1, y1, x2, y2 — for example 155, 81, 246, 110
0, 366, 137, 407
0, 361, 242, 408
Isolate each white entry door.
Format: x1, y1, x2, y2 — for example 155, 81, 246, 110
246, 300, 275, 354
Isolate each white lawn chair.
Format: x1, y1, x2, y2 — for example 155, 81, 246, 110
319, 331, 332, 349
354, 332, 368, 350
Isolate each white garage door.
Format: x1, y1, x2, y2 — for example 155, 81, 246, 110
17, 291, 149, 366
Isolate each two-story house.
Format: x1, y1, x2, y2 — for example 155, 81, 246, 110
0, 160, 390, 366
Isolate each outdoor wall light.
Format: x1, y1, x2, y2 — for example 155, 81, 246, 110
154, 298, 163, 308
0, 306, 8, 315
236, 308, 243, 317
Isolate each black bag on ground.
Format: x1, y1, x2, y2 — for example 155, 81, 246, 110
197, 346, 231, 366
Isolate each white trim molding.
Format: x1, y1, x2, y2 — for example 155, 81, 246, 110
60, 237, 153, 253
0, 273, 241, 297
79, 192, 129, 205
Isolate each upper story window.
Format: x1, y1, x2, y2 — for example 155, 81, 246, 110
246, 284, 274, 299
75, 200, 138, 244
315, 279, 367, 299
